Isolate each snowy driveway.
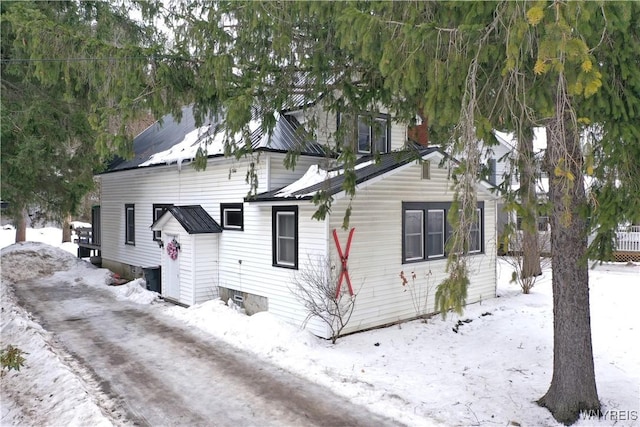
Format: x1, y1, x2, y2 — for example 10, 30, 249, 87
12, 278, 401, 427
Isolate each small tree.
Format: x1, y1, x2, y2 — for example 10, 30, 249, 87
291, 256, 356, 344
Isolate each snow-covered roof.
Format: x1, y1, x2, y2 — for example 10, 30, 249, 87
493, 127, 547, 154
249, 148, 440, 202
105, 106, 326, 173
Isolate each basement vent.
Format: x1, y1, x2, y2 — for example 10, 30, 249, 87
228, 289, 244, 308
421, 161, 431, 180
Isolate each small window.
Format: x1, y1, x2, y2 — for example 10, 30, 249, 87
421, 162, 431, 180
221, 203, 244, 230
272, 206, 298, 269
152, 204, 172, 241
538, 216, 549, 232
469, 208, 482, 253
488, 158, 497, 185
125, 204, 135, 245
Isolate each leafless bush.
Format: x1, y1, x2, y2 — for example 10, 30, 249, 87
400, 269, 435, 322
502, 225, 552, 293
291, 256, 356, 344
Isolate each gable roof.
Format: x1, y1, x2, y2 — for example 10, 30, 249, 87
151, 205, 222, 234
248, 147, 441, 202
104, 106, 326, 174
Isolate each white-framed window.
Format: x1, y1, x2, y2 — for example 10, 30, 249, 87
427, 209, 445, 258
125, 204, 135, 245
404, 210, 424, 261
338, 112, 390, 154
221, 203, 243, 230
272, 206, 298, 268
469, 208, 482, 254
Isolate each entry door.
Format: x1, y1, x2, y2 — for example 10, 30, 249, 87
164, 234, 180, 300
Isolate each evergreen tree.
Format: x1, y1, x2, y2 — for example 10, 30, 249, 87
163, 2, 640, 423
0, 1, 184, 240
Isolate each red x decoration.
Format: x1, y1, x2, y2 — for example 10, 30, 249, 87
333, 228, 355, 298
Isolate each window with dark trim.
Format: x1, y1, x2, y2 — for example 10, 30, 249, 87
402, 202, 484, 263
220, 203, 244, 230
152, 204, 172, 241
125, 204, 135, 245
337, 113, 390, 154
272, 206, 298, 269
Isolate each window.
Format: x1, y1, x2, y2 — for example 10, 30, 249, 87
125, 204, 135, 245
404, 210, 424, 261
427, 210, 445, 258
221, 203, 244, 230
152, 204, 172, 241
488, 158, 497, 185
272, 206, 298, 268
338, 113, 390, 154
538, 216, 549, 232
469, 208, 482, 253
421, 161, 431, 180
402, 202, 484, 263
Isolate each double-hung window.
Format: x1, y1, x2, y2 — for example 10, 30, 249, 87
469, 208, 482, 254
272, 206, 298, 269
125, 204, 135, 245
402, 202, 484, 263
427, 210, 445, 258
152, 204, 172, 241
358, 115, 389, 154
404, 210, 424, 261
338, 113, 390, 154
221, 203, 244, 230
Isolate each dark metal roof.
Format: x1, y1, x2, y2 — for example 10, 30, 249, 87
250, 114, 327, 155
156, 205, 222, 234
249, 147, 440, 202
104, 106, 327, 173
108, 106, 208, 172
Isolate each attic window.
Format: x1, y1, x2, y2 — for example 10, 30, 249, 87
337, 112, 390, 154
421, 162, 431, 180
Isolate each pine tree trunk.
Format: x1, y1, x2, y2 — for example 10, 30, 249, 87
519, 132, 542, 280
538, 120, 600, 424
62, 213, 72, 243
15, 209, 27, 242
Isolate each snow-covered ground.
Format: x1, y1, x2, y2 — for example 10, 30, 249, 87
1, 226, 638, 426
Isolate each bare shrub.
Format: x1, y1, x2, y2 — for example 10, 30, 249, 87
291, 256, 356, 344
399, 269, 435, 322
502, 224, 552, 293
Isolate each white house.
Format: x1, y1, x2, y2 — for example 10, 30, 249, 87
95, 105, 499, 339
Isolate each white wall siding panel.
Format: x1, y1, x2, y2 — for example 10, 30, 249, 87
193, 234, 219, 305
327, 159, 498, 335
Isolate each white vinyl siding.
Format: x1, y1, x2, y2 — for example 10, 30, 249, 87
326, 154, 497, 337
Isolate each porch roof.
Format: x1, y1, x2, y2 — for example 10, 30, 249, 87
151, 205, 222, 234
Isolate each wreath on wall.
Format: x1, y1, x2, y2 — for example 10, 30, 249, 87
166, 239, 179, 260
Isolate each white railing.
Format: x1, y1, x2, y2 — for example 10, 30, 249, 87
616, 226, 640, 253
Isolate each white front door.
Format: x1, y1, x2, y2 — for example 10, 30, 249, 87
164, 235, 180, 300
